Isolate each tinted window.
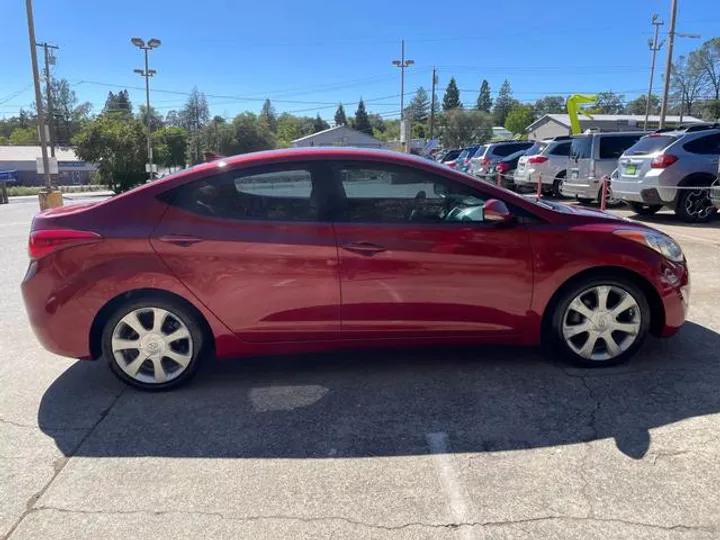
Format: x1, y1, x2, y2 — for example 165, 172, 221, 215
523, 142, 545, 156
336, 162, 487, 224
442, 149, 461, 161
458, 146, 480, 160
599, 135, 644, 159
570, 137, 592, 159
683, 133, 720, 155
625, 135, 678, 155
549, 141, 571, 156
494, 143, 532, 158
169, 165, 322, 221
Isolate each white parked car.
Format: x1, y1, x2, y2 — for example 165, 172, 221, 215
514, 137, 572, 196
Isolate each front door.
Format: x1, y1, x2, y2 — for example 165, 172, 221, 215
151, 162, 340, 342
330, 161, 533, 339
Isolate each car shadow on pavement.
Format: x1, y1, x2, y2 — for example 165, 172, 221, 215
625, 211, 720, 228
39, 321, 720, 461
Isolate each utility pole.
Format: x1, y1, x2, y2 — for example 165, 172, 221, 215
659, 0, 678, 128
644, 15, 664, 130
131, 37, 161, 179
37, 42, 59, 157
25, 0, 52, 189
392, 40, 414, 151
429, 67, 437, 140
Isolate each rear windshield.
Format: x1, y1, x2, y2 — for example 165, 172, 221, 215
623, 135, 678, 156
523, 142, 545, 156
570, 137, 592, 159
493, 142, 532, 157
599, 134, 645, 159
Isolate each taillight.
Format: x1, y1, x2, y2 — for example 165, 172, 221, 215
527, 155, 549, 164
481, 157, 491, 166
651, 154, 679, 168
497, 163, 510, 173
28, 229, 102, 260
447, 161, 457, 168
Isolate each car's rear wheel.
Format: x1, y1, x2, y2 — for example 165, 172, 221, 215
675, 188, 716, 223
102, 297, 206, 391
552, 173, 566, 199
628, 202, 663, 216
551, 278, 650, 367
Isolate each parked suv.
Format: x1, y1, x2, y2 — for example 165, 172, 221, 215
562, 131, 647, 203
455, 145, 484, 173
514, 137, 572, 196
613, 125, 720, 222
469, 141, 534, 178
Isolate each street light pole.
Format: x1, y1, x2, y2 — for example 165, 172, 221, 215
644, 15, 664, 130
659, 0, 678, 128
131, 37, 161, 179
24, 0, 51, 189
393, 40, 414, 152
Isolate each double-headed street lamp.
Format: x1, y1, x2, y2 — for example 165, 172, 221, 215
131, 37, 161, 178
392, 40, 414, 151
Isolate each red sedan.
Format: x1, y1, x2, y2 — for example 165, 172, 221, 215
22, 148, 689, 390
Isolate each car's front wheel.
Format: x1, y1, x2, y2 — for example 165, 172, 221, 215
551, 278, 650, 367
102, 296, 206, 391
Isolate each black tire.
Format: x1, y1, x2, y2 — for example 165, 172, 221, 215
102, 295, 207, 391
577, 197, 594, 206
675, 188, 717, 223
628, 202, 663, 216
552, 172, 566, 199
549, 276, 651, 368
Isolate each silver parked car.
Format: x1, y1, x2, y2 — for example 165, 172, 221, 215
613, 125, 720, 222
514, 137, 572, 196
562, 131, 647, 203
469, 141, 534, 179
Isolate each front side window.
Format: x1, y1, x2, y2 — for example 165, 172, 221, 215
167, 164, 323, 222
599, 135, 644, 159
335, 162, 487, 224
549, 141, 571, 156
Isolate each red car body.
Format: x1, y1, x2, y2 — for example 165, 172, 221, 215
22, 148, 688, 364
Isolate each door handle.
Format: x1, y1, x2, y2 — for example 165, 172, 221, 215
341, 241, 386, 255
157, 234, 204, 247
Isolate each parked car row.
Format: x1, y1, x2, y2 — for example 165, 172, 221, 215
437, 124, 720, 222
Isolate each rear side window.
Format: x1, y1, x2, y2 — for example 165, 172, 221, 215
599, 135, 644, 159
548, 141, 570, 156
493, 143, 531, 158
443, 150, 461, 161
523, 142, 545, 156
683, 133, 720, 155
570, 137, 592, 159
624, 135, 678, 155
168, 165, 322, 222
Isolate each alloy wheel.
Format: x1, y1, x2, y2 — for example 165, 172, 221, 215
111, 307, 194, 385
561, 285, 641, 362
684, 189, 713, 220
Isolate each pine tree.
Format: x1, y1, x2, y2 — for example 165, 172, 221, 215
476, 80, 492, 112
493, 79, 516, 126
260, 99, 277, 132
442, 78, 462, 111
313, 114, 329, 133
405, 87, 430, 123
354, 99, 372, 134
334, 104, 348, 126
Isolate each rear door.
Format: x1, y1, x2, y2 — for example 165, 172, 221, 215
152, 162, 341, 342
330, 160, 533, 339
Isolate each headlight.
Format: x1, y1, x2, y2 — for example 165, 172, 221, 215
614, 229, 684, 262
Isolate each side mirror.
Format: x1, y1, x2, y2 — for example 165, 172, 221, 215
483, 199, 513, 224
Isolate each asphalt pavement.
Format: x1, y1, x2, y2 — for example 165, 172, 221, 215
1, 197, 719, 540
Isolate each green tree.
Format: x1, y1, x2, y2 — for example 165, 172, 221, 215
231, 112, 276, 154
438, 110, 492, 148
313, 114, 329, 133
73, 114, 147, 193
334, 104, 348, 126
43, 78, 92, 145
492, 79, 517, 126
368, 113, 385, 135
589, 91, 626, 114
103, 90, 132, 115
476, 80, 492, 112
165, 110, 181, 128
151, 127, 188, 169
690, 37, 720, 99
353, 99, 372, 134
625, 94, 660, 116
406, 87, 430, 123
8, 127, 38, 145
137, 105, 165, 132
533, 95, 566, 116
671, 55, 706, 117
442, 78, 462, 111
260, 99, 278, 132
504, 103, 535, 135
703, 100, 720, 121
180, 87, 211, 164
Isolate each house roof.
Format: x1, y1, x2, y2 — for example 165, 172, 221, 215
291, 124, 381, 144
527, 114, 704, 132
0, 146, 85, 162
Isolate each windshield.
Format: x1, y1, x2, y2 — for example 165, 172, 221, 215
624, 135, 678, 155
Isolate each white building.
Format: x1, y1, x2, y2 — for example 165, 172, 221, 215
291, 125, 384, 149
0, 146, 97, 186
526, 114, 703, 140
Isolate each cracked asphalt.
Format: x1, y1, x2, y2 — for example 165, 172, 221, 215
1, 196, 719, 540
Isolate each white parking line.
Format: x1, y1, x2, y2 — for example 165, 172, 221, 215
426, 432, 478, 540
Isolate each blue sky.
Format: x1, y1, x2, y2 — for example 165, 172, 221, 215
2, 0, 719, 121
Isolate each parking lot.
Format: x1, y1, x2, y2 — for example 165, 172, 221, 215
1, 196, 719, 540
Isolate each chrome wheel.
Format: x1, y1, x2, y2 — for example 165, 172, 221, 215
111, 307, 193, 385
561, 285, 641, 362
683, 189, 713, 220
